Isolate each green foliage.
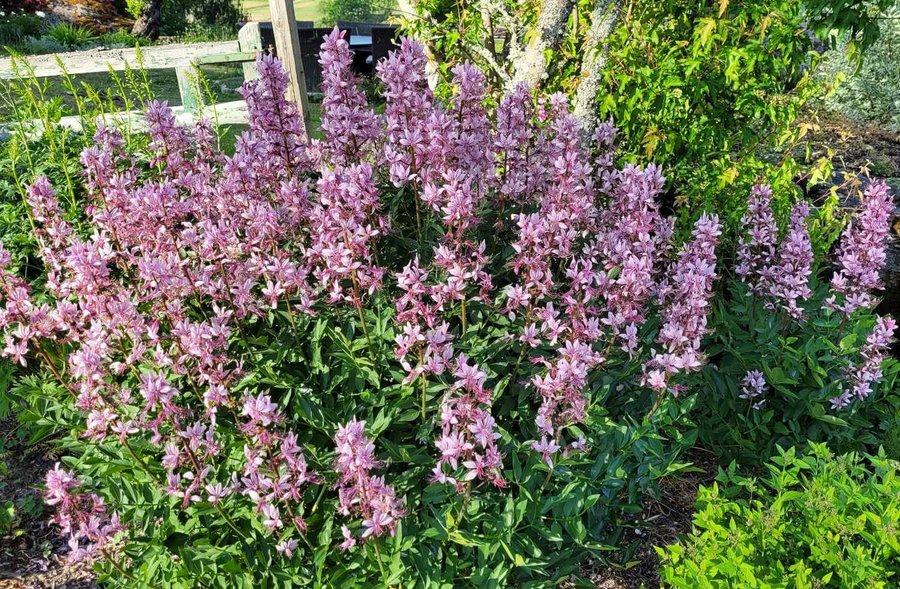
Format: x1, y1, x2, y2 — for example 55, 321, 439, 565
126, 0, 148, 20
321, 0, 394, 27
45, 375, 695, 586
805, 0, 896, 59
658, 444, 900, 588
159, 0, 246, 39
596, 0, 834, 246
45, 23, 97, 49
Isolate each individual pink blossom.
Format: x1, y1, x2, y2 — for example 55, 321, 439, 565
276, 538, 299, 558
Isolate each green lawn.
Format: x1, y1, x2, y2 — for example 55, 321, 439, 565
242, 0, 322, 23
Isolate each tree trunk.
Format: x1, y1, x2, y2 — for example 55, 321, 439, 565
573, 0, 619, 133
507, 0, 576, 91
132, 0, 163, 40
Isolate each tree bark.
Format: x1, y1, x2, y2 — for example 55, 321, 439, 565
573, 0, 618, 133
507, 0, 576, 91
132, 0, 163, 40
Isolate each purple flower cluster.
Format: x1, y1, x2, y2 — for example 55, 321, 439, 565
333, 419, 405, 548
394, 257, 454, 383
307, 164, 386, 306
433, 355, 504, 488
644, 214, 721, 393
377, 38, 437, 188
0, 57, 354, 560
766, 202, 813, 319
831, 316, 896, 409
736, 185, 815, 318
494, 83, 536, 206
593, 163, 672, 348
828, 180, 894, 316
44, 464, 124, 562
733, 181, 895, 410
736, 184, 778, 294
739, 369, 767, 410
317, 28, 380, 166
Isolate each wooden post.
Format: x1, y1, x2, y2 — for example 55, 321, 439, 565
238, 22, 263, 83
268, 0, 311, 128
175, 65, 199, 115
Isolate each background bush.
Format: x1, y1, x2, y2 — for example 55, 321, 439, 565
158, 0, 245, 38
0, 13, 45, 48
659, 444, 900, 588
817, 8, 900, 133
321, 0, 395, 26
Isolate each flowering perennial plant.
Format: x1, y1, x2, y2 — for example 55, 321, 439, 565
698, 180, 897, 463
1, 31, 895, 585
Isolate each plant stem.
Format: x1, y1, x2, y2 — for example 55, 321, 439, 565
371, 540, 389, 586
645, 390, 666, 421
351, 272, 375, 359
419, 349, 427, 420
460, 298, 467, 335
103, 549, 153, 588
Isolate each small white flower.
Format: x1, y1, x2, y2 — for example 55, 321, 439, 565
35, 11, 47, 18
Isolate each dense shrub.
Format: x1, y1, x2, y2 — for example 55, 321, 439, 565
0, 34, 704, 585
0, 13, 45, 48
158, 0, 245, 38
0, 31, 893, 586
695, 179, 899, 464
659, 444, 900, 588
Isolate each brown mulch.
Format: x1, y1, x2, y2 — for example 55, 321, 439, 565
0, 420, 97, 589
580, 450, 719, 589
807, 113, 900, 178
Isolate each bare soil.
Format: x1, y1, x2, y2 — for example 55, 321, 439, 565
0, 420, 96, 589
